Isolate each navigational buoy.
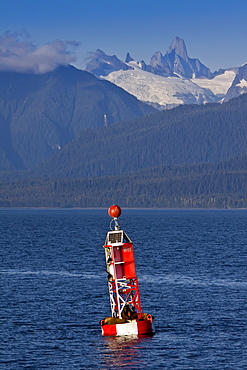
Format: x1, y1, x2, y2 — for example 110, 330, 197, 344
108, 204, 122, 219
100, 205, 155, 336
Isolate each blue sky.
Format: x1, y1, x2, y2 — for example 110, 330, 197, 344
1, 0, 247, 72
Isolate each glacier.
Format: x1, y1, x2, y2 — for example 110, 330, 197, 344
102, 62, 236, 109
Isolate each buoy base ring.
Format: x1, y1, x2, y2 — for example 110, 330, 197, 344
100, 315, 155, 336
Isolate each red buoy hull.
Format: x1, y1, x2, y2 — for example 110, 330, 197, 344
100, 317, 155, 336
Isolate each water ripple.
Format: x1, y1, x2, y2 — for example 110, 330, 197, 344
0, 269, 103, 279
140, 274, 247, 288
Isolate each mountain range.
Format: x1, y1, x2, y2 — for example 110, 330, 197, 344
85, 37, 245, 109
26, 93, 247, 179
0, 66, 155, 171
0, 37, 247, 208
0, 87, 247, 207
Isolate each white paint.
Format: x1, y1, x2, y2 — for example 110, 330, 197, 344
116, 321, 138, 336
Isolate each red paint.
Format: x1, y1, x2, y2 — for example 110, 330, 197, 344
108, 205, 122, 218
137, 318, 154, 335
101, 205, 155, 336
121, 243, 136, 278
112, 243, 137, 279
101, 323, 117, 336
101, 318, 154, 336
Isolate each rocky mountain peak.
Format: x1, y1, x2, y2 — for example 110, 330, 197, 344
125, 52, 134, 63
223, 63, 247, 102
86, 37, 214, 79
85, 50, 132, 77
150, 51, 163, 68
168, 36, 189, 62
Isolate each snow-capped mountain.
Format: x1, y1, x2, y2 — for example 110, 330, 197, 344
223, 63, 247, 102
85, 37, 215, 79
103, 61, 219, 109
103, 61, 237, 109
85, 49, 133, 76
85, 37, 238, 109
149, 36, 213, 79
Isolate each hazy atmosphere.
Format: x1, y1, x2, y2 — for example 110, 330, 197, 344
1, 1, 247, 368
1, 0, 247, 72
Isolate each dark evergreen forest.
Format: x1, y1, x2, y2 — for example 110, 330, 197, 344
0, 80, 247, 208
26, 93, 247, 180
1, 154, 246, 208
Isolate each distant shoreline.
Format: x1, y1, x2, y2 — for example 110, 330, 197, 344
0, 207, 246, 211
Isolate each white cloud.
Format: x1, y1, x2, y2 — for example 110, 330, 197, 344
0, 31, 80, 74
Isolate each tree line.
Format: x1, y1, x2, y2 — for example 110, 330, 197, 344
1, 157, 246, 208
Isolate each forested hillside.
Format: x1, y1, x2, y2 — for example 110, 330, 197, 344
0, 66, 155, 171
1, 82, 246, 208
28, 93, 247, 179
0, 154, 246, 208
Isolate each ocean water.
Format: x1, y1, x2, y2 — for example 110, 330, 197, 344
0, 208, 247, 369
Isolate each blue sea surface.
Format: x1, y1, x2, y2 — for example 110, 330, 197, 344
0, 209, 247, 369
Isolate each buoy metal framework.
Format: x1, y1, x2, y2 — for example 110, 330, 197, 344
100, 205, 155, 336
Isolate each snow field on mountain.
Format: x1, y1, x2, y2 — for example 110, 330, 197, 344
192, 71, 236, 96
102, 63, 225, 109
236, 79, 247, 88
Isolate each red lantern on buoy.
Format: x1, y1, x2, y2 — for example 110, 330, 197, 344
108, 204, 122, 219
100, 206, 155, 336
